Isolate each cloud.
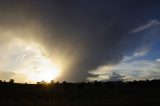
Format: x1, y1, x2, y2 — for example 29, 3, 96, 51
156, 59, 160, 62
134, 47, 150, 57
87, 72, 125, 82
88, 53, 160, 81
0, 37, 61, 83
0, 71, 15, 81
130, 20, 160, 33
108, 72, 125, 81
0, 1, 160, 82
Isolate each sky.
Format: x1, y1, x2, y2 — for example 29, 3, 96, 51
0, 0, 160, 83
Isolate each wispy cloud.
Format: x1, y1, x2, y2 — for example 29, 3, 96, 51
130, 19, 160, 33
133, 47, 150, 57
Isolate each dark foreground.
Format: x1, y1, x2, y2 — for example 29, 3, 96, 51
0, 80, 160, 106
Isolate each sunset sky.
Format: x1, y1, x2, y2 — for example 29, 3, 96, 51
0, 0, 160, 83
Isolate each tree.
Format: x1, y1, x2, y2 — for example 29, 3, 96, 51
9, 79, 14, 83
50, 80, 54, 84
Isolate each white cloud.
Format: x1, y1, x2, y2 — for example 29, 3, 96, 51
88, 54, 160, 81
0, 37, 60, 83
156, 59, 160, 62
130, 19, 160, 33
134, 47, 150, 57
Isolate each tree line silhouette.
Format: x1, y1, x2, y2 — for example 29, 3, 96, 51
0, 78, 160, 106
0, 78, 160, 89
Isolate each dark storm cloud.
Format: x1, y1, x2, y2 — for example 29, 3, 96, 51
0, 0, 160, 81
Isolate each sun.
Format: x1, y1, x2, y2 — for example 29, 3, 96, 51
32, 61, 60, 83
25, 46, 61, 83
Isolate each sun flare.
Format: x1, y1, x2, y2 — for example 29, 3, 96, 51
28, 58, 60, 83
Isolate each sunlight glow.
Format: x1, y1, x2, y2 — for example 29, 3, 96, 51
18, 38, 61, 83
0, 37, 61, 83
28, 58, 60, 83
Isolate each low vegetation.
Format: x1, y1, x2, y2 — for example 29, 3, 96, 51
0, 79, 160, 106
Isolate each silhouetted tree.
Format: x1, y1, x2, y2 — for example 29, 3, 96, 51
41, 80, 48, 85
9, 79, 14, 83
37, 82, 41, 84
50, 80, 54, 84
